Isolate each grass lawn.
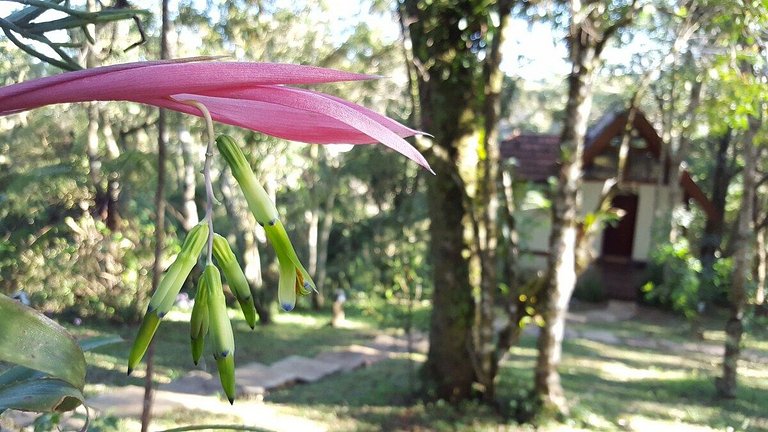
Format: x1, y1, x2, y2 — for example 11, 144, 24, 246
64, 307, 383, 391
6, 301, 766, 431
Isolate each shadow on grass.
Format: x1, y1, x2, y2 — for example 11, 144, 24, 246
501, 335, 768, 431
267, 358, 508, 431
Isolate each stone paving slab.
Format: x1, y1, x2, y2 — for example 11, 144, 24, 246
314, 344, 393, 372
314, 350, 369, 372
236, 361, 284, 395
158, 370, 221, 396
268, 355, 342, 383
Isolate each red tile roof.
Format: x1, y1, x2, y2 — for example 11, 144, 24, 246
500, 133, 561, 182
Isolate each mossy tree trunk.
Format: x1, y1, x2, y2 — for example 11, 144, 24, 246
477, 0, 513, 399
401, 0, 512, 402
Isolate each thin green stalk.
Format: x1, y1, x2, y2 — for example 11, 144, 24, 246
180, 100, 216, 265
158, 426, 271, 432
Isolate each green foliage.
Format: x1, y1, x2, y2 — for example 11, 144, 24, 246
642, 239, 732, 318
0, 213, 158, 321
0, 0, 149, 70
643, 240, 701, 318
0, 294, 120, 416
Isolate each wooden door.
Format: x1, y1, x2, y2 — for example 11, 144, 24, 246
601, 194, 638, 262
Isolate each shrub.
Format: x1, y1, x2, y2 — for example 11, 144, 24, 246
642, 239, 732, 318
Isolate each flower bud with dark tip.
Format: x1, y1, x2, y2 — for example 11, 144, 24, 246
205, 264, 236, 403
212, 233, 257, 328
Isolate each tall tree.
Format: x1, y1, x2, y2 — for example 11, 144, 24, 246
400, 0, 513, 401
534, 0, 638, 414
716, 115, 761, 398
141, 0, 171, 428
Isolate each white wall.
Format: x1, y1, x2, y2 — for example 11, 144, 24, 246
632, 183, 669, 261
517, 181, 671, 269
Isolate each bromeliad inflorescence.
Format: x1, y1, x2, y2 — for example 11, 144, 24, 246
0, 57, 431, 403
127, 114, 320, 404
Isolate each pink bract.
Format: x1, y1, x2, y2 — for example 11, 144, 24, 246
0, 57, 432, 172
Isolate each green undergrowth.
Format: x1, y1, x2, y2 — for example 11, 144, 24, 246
31, 303, 768, 431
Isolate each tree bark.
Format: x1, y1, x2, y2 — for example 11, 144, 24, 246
495, 168, 524, 358
534, 33, 598, 412
83, 4, 105, 221
533, 0, 638, 413
315, 189, 335, 305
476, 0, 513, 400
716, 118, 759, 398
666, 78, 703, 243
141, 0, 170, 428
755, 228, 766, 306
307, 145, 331, 309
696, 130, 732, 334
401, 0, 481, 402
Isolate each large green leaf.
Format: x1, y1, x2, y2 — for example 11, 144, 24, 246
0, 294, 86, 389
0, 334, 122, 415
0, 379, 84, 413
0, 335, 123, 389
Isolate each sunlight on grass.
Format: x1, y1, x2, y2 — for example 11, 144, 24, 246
52, 304, 768, 432
568, 339, 713, 370
273, 310, 368, 329
740, 364, 768, 381
599, 361, 689, 381
623, 416, 719, 432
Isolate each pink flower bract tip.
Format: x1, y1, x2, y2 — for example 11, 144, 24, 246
0, 57, 432, 172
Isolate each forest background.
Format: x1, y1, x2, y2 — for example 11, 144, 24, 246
0, 0, 767, 430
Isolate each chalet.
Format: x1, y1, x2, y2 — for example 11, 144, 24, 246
501, 110, 716, 300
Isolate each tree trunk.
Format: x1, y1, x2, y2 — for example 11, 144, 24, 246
666, 79, 703, 243
315, 189, 335, 305
307, 145, 331, 309
141, 0, 171, 428
495, 168, 525, 358
101, 114, 122, 230
423, 155, 475, 402
476, 0, 512, 400
696, 130, 732, 334
534, 21, 599, 414
716, 118, 759, 398
532, 0, 639, 412
755, 229, 766, 306
401, 0, 486, 402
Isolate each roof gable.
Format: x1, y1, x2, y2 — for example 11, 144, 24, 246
500, 110, 718, 222
501, 110, 662, 182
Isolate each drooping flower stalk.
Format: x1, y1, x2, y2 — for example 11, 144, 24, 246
180, 99, 216, 265
3, 57, 434, 402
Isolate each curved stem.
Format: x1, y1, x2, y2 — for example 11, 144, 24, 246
180, 99, 215, 265
157, 425, 271, 432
